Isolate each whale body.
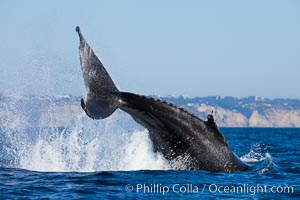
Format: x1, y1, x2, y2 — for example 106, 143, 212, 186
76, 26, 249, 172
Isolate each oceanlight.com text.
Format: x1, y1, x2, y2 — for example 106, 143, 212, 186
125, 183, 294, 196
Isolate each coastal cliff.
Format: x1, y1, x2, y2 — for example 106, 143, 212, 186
1, 94, 300, 128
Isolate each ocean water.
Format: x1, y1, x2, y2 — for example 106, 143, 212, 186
0, 107, 299, 199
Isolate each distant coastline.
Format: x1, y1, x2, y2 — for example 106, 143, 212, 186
162, 96, 300, 127
1, 93, 300, 128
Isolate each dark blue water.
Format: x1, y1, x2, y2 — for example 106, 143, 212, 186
0, 128, 299, 199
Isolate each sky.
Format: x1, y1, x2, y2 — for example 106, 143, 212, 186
0, 0, 299, 98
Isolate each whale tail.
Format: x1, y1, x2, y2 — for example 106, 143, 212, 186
75, 27, 250, 171
76, 26, 120, 119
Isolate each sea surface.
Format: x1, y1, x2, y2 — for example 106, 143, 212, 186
0, 113, 299, 199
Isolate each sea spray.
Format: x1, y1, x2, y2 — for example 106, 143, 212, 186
0, 96, 169, 171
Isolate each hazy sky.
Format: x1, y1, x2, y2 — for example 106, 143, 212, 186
0, 0, 299, 98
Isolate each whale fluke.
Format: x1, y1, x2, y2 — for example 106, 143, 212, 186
76, 26, 120, 119
76, 27, 250, 172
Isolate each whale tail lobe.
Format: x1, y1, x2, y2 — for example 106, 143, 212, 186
76, 26, 120, 119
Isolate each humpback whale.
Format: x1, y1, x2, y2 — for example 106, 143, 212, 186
75, 26, 249, 172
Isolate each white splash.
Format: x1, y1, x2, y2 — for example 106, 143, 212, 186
13, 111, 170, 172
240, 144, 274, 172
240, 143, 268, 163
119, 131, 169, 170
